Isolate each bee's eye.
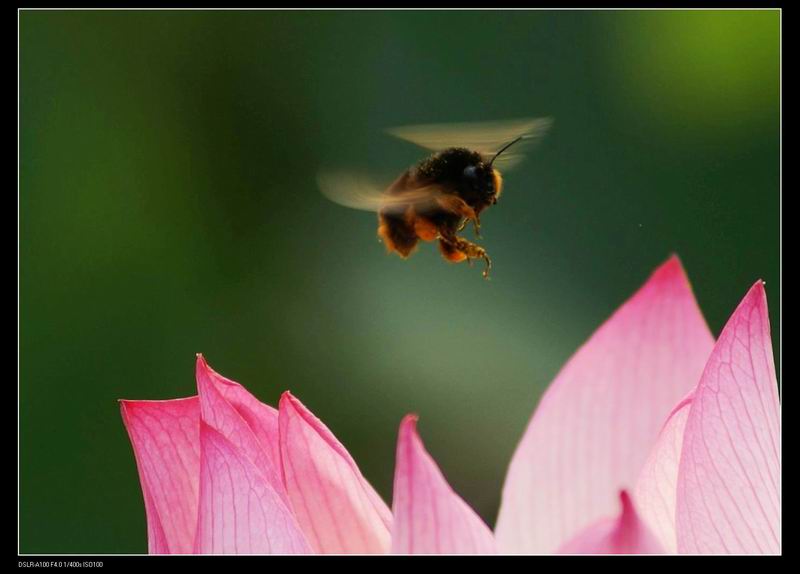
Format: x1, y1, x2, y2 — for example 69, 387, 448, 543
463, 166, 478, 180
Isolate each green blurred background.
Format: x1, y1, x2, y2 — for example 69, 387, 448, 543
20, 10, 780, 553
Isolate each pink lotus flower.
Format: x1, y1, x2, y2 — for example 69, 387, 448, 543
121, 256, 780, 554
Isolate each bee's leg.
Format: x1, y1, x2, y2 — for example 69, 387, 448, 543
439, 238, 468, 263
472, 216, 482, 239
439, 235, 492, 279
436, 196, 481, 238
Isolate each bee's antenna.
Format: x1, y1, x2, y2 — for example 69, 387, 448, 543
488, 135, 527, 167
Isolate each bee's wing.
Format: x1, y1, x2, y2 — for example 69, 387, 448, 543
317, 171, 442, 214
386, 117, 553, 170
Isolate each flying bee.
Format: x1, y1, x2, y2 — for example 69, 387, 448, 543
318, 117, 552, 278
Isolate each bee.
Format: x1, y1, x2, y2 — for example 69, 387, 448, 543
318, 117, 552, 279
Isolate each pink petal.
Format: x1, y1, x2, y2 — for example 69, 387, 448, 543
633, 392, 694, 553
557, 492, 665, 554
676, 281, 780, 554
140, 480, 170, 553
194, 422, 312, 554
195, 354, 282, 467
195, 355, 285, 499
120, 397, 201, 554
391, 415, 496, 554
279, 392, 392, 553
496, 256, 715, 553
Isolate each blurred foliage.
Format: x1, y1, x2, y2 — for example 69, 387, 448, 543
20, 10, 779, 553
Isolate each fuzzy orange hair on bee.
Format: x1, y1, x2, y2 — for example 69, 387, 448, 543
318, 117, 552, 279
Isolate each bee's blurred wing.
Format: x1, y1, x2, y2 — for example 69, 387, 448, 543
317, 172, 388, 212
317, 172, 442, 214
386, 117, 552, 169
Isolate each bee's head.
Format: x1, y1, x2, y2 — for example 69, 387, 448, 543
465, 133, 526, 207
462, 163, 503, 207
458, 134, 526, 208
420, 147, 506, 211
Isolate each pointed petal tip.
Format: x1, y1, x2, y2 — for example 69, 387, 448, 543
279, 391, 354, 463
195, 355, 241, 392
399, 413, 420, 433
119, 399, 139, 419
195, 355, 215, 385
625, 255, 699, 313
664, 252, 682, 267
195, 357, 213, 392
557, 488, 665, 554
392, 412, 496, 554
750, 278, 767, 300
195, 353, 210, 372
651, 254, 690, 286
727, 279, 770, 324
618, 490, 636, 528
397, 414, 422, 455
279, 390, 299, 411
279, 391, 303, 415
195, 353, 209, 371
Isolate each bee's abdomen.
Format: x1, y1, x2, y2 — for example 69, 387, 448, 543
378, 211, 419, 258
